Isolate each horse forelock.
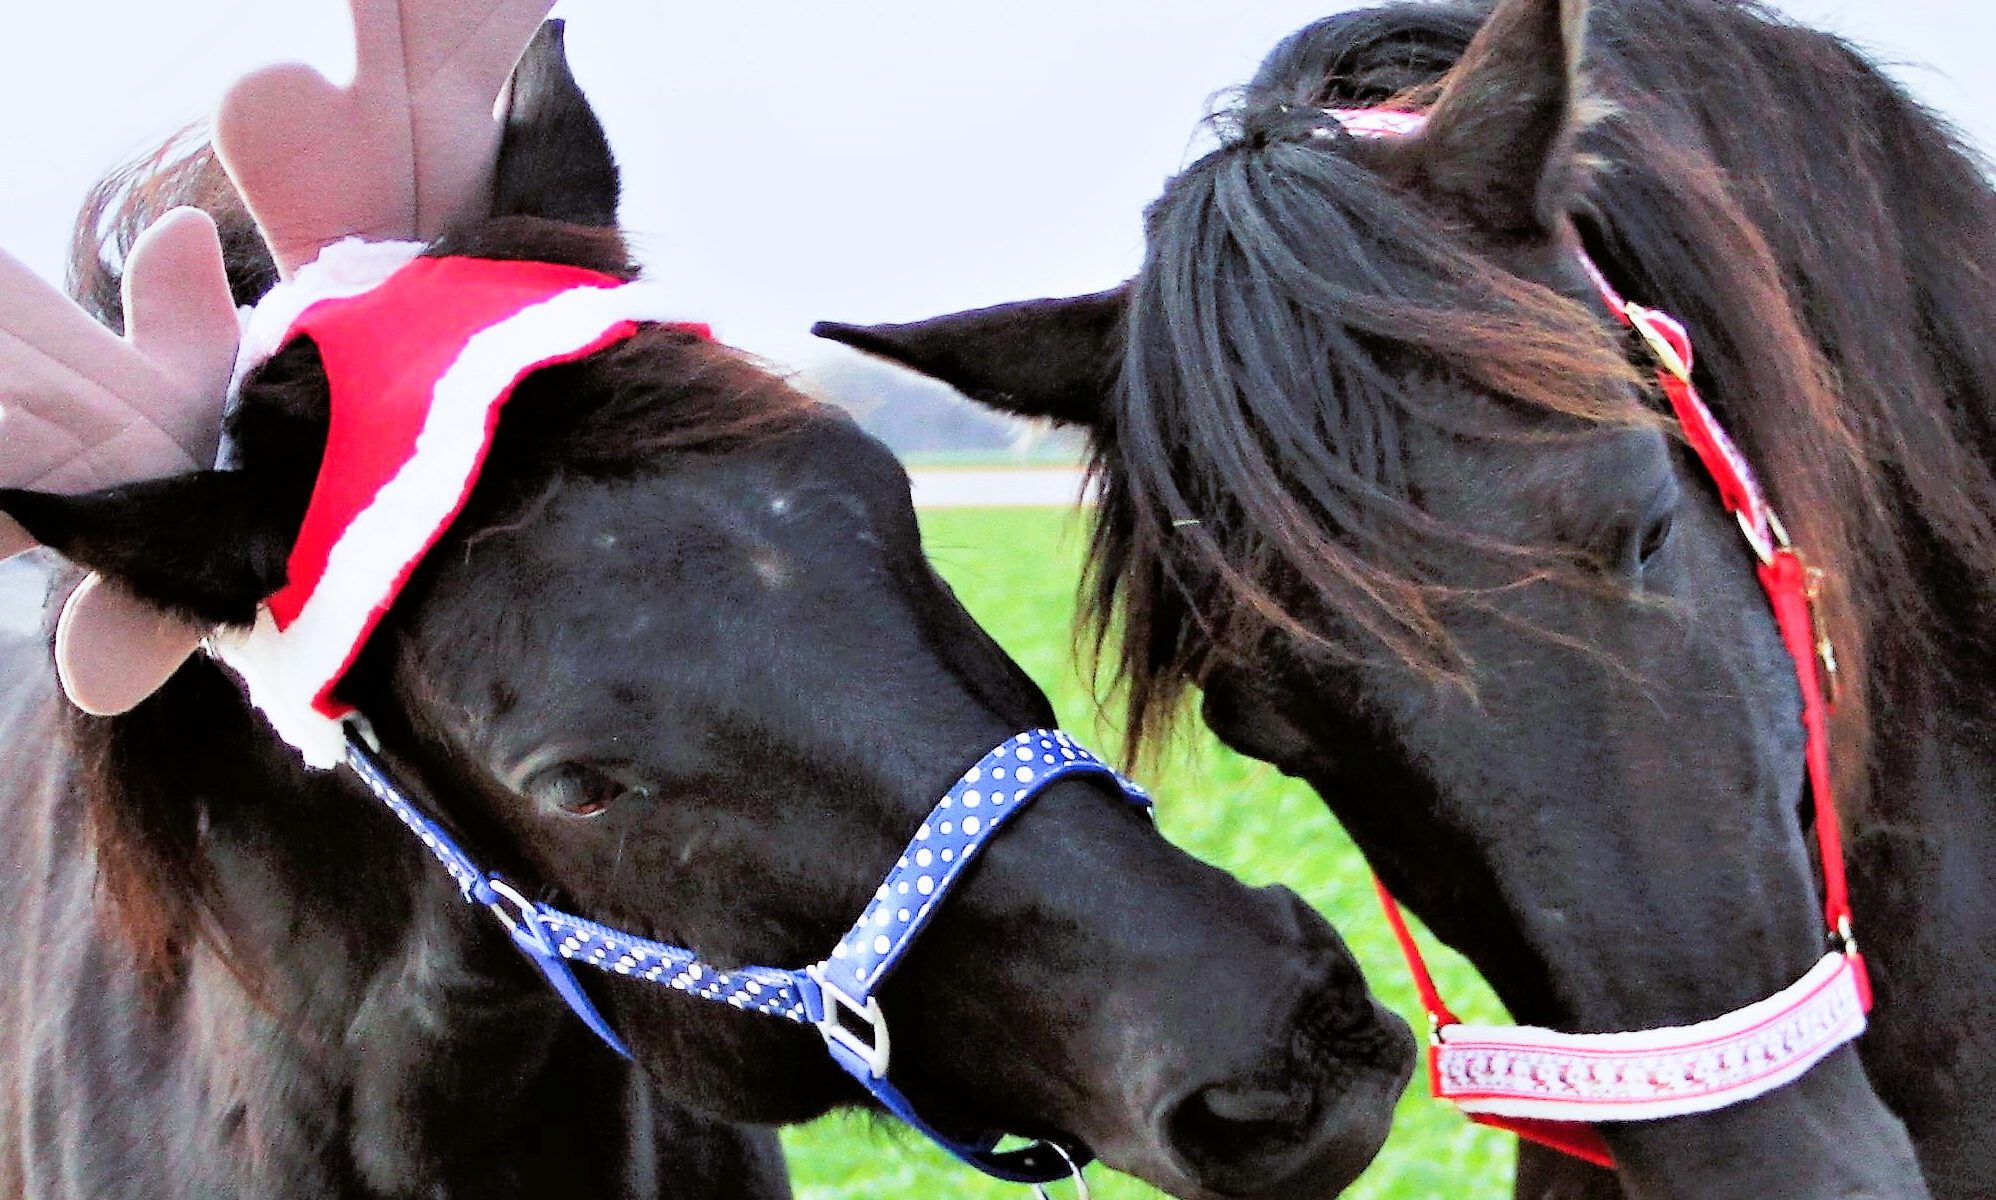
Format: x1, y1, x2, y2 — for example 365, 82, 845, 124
1096, 99, 1653, 760
1093, 0, 1996, 806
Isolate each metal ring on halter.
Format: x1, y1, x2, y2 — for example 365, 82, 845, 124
1737, 510, 1777, 566
484, 878, 549, 952
1624, 303, 1692, 382
1030, 1142, 1091, 1200
805, 962, 892, 1079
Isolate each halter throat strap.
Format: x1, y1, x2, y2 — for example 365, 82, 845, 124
345, 725, 1150, 1186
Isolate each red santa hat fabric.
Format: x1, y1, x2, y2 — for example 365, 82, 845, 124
212, 246, 703, 766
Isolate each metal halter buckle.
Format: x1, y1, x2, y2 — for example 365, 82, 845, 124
1747, 510, 1842, 706
807, 963, 892, 1079
1624, 303, 1693, 383
1802, 556, 1842, 707
484, 878, 554, 955
1737, 510, 1774, 566
1031, 1142, 1092, 1200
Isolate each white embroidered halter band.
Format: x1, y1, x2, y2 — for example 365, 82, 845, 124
204, 241, 1139, 1190
1326, 108, 1868, 1169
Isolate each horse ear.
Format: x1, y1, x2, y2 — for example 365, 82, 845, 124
811, 287, 1127, 427
491, 20, 620, 227
0, 473, 295, 628
1402, 0, 1587, 238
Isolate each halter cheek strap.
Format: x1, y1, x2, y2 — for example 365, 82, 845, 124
1328, 108, 1870, 1169
347, 725, 1149, 1186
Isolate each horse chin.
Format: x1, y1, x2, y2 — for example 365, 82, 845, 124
612, 1009, 855, 1129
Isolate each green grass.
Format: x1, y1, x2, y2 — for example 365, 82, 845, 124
779, 508, 1516, 1200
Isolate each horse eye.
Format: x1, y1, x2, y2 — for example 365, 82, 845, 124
1637, 510, 1676, 565
528, 764, 652, 819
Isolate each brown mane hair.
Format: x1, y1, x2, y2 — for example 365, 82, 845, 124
1093, 100, 1654, 764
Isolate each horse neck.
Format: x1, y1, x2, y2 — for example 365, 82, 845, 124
78, 656, 417, 999
1712, 102, 1996, 830
71, 655, 646, 1183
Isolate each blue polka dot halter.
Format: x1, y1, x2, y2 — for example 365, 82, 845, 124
343, 726, 1151, 1187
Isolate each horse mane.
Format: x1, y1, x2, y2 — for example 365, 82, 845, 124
1094, 90, 1654, 756
60, 139, 818, 978
1097, 0, 1996, 792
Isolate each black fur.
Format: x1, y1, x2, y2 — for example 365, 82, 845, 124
815, 1, 1996, 1196
0, 473, 290, 625
0, 22, 1415, 1200
812, 286, 1127, 427
492, 21, 621, 228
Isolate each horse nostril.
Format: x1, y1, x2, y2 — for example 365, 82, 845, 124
1197, 1085, 1295, 1125
1163, 1080, 1318, 1184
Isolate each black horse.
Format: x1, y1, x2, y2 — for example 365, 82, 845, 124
813, 0, 1996, 1196
0, 30, 1416, 1200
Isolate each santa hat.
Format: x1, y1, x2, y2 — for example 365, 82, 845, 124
211, 242, 703, 767
0, 0, 569, 716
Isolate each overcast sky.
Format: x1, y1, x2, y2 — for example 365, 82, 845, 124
4, 1, 1989, 369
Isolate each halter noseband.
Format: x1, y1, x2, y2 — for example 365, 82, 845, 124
1329, 108, 1869, 1168
346, 724, 1148, 1186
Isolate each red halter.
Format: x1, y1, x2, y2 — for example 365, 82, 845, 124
1330, 109, 1869, 1169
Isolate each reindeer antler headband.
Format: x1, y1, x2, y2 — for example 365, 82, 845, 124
217, 0, 556, 276
0, 214, 239, 713
0, 0, 555, 715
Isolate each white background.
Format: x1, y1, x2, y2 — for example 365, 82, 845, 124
2, 1, 1990, 369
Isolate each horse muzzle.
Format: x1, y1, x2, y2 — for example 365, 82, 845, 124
1082, 888, 1416, 1200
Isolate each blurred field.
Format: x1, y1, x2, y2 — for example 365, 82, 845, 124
781, 507, 1515, 1200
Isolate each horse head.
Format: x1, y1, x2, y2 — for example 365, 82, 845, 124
0, 14, 1412, 1199
811, 0, 1930, 1194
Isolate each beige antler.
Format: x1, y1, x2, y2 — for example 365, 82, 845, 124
216, 0, 557, 277
0, 210, 236, 526
0, 207, 240, 713
5, 0, 558, 715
